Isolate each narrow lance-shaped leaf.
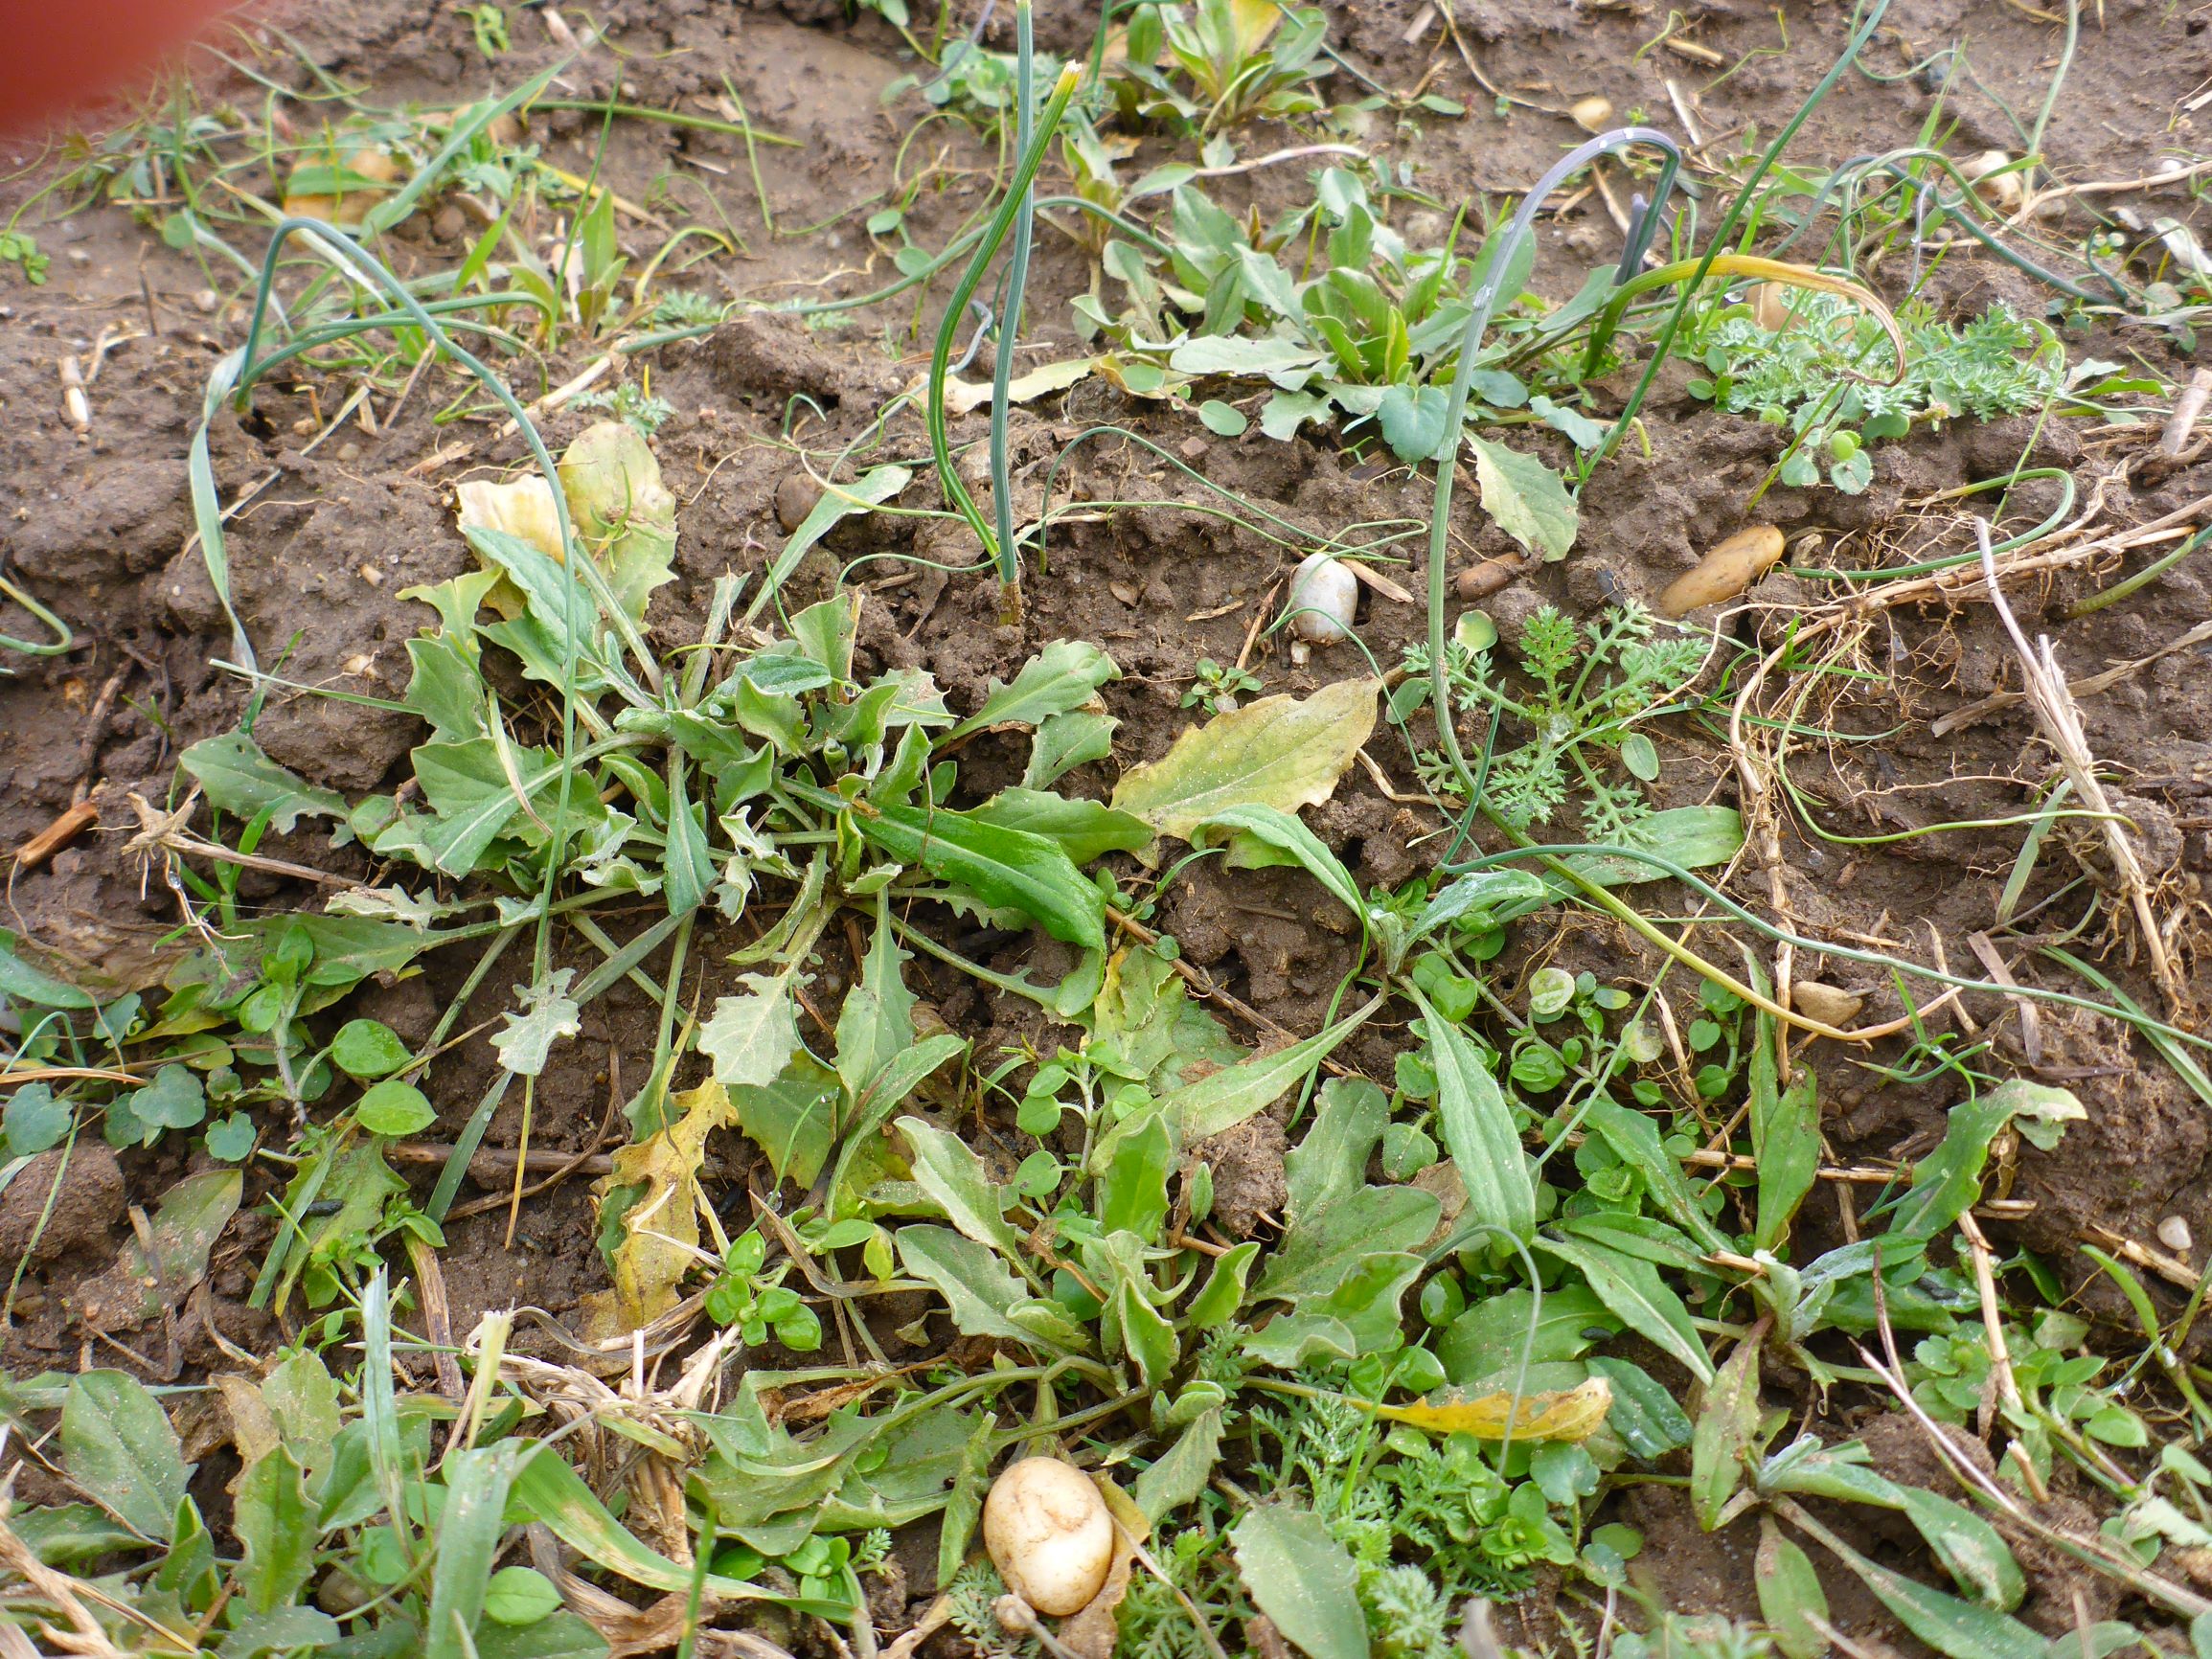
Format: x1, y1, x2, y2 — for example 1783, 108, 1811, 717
746, 466, 911, 623
1536, 1233, 1714, 1385
1691, 1331, 1764, 1531
1414, 990, 1535, 1245
851, 800, 1106, 951
1780, 1501, 2043, 1659
1196, 802, 1364, 923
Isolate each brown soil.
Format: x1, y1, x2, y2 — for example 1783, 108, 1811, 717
3, 0, 2211, 1650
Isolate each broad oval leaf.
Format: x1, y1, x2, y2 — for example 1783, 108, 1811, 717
61, 1372, 189, 1542
1466, 433, 1578, 561
1110, 678, 1379, 853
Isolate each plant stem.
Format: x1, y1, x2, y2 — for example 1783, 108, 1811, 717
991, 2, 1040, 620
925, 63, 1083, 585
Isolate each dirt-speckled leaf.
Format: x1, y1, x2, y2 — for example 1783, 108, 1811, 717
1757, 1517, 1830, 1659
1465, 433, 1578, 561
1897, 1487, 2025, 1611
699, 970, 805, 1093
112, 1169, 241, 1321
855, 802, 1105, 950
180, 733, 351, 833
61, 1371, 188, 1541
1231, 1506, 1370, 1659
1691, 1333, 1764, 1530
235, 1446, 314, 1614
1109, 678, 1378, 853
948, 640, 1119, 739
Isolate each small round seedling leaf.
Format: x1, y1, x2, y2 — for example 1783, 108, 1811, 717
131, 1065, 207, 1132
483, 1565, 562, 1626
1528, 966, 1577, 1022
203, 1114, 257, 1163
4, 1084, 70, 1156
331, 1019, 411, 1079
1198, 399, 1248, 437
354, 1079, 434, 1138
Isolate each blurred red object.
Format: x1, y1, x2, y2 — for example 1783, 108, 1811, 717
0, 0, 246, 132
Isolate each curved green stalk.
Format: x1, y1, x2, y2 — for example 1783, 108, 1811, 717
0, 576, 74, 658
2064, 522, 2212, 618
990, 2, 1040, 609
1425, 128, 1682, 847
924, 63, 1083, 581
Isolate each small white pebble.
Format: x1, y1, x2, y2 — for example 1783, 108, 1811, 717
2159, 1216, 2194, 1254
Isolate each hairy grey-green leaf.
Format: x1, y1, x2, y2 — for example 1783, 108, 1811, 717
1231, 1506, 1370, 1659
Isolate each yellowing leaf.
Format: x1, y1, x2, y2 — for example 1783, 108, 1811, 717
559, 420, 678, 625
1376, 1375, 1613, 1443
1109, 677, 1378, 856
587, 1079, 736, 1336
452, 421, 679, 628
1227, 0, 1287, 58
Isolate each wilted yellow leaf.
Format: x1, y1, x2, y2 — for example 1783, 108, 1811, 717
942, 357, 1099, 416
454, 422, 678, 628
1375, 1375, 1613, 1443
587, 1079, 737, 1336
456, 473, 565, 561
